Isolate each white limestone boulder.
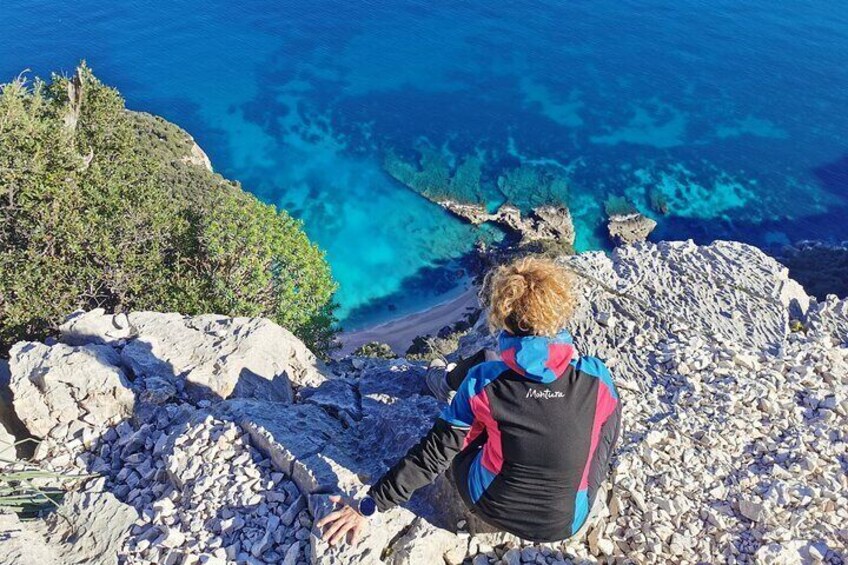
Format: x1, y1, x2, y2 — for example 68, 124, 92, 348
8, 342, 134, 438
60, 310, 326, 402
560, 240, 803, 358
59, 308, 133, 346
308, 494, 420, 565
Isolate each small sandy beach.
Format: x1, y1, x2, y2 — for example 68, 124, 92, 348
336, 285, 481, 357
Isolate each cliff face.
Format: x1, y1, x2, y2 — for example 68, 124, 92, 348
1, 241, 846, 564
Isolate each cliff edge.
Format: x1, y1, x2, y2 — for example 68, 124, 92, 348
1, 240, 846, 565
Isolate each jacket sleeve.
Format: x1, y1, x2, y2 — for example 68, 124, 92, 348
368, 366, 479, 512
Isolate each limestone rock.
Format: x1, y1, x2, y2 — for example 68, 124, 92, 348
357, 360, 430, 400
309, 494, 417, 565
809, 294, 848, 344
738, 498, 764, 522
8, 342, 133, 437
59, 310, 327, 401
438, 201, 491, 225
218, 400, 343, 482
122, 312, 326, 401
60, 308, 133, 346
0, 358, 30, 457
529, 205, 576, 243
300, 379, 361, 420
384, 518, 468, 565
755, 540, 834, 565
438, 200, 575, 246
43, 481, 138, 565
293, 445, 367, 496
3, 239, 847, 565
182, 138, 213, 171
561, 240, 801, 355
0, 511, 60, 565
607, 212, 657, 245
0, 422, 14, 455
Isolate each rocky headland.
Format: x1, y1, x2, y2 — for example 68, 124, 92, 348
2, 240, 847, 565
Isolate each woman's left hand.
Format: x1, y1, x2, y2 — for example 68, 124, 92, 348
316, 495, 368, 546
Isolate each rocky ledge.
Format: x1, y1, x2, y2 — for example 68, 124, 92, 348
1, 240, 847, 565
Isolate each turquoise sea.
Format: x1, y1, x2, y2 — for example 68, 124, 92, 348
2, 1, 847, 329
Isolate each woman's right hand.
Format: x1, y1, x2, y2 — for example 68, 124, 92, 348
315, 495, 368, 547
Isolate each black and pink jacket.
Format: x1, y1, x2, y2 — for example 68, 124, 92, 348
369, 329, 622, 542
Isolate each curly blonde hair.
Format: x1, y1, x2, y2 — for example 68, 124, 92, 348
484, 256, 577, 337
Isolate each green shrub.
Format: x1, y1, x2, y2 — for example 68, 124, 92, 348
0, 64, 337, 355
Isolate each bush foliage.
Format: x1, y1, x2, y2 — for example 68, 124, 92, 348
0, 65, 337, 354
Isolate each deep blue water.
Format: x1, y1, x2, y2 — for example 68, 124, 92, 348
2, 1, 847, 328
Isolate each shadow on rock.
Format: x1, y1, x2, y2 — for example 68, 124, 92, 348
3, 309, 465, 564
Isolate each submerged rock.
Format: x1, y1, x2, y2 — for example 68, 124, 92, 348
438, 200, 491, 225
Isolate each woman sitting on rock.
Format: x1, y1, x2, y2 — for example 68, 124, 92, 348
318, 256, 622, 545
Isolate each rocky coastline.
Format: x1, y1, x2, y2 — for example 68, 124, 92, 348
348, 194, 660, 360
2, 240, 846, 564
3, 61, 846, 565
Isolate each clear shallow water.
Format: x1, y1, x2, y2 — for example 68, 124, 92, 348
2, 1, 847, 328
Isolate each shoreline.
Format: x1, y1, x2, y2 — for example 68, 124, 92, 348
336, 285, 481, 357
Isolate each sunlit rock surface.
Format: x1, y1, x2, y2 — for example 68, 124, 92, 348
1, 241, 846, 564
